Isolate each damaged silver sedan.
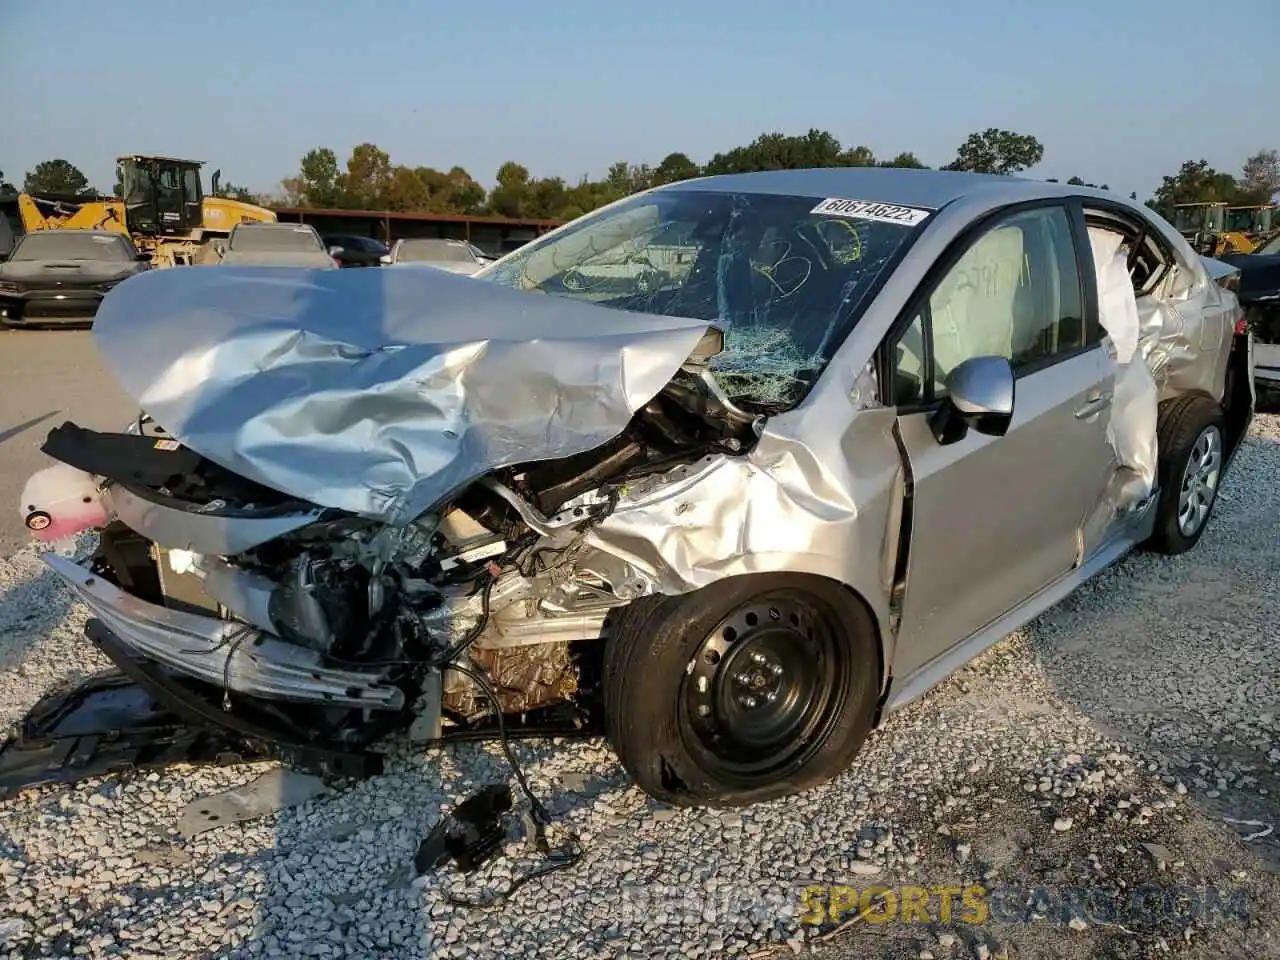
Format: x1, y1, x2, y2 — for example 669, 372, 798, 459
15, 169, 1254, 807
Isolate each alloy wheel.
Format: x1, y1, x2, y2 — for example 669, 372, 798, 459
1177, 424, 1222, 537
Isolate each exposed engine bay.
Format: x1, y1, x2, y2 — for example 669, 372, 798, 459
22, 364, 760, 747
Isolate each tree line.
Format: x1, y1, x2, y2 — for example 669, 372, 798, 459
5, 135, 1279, 222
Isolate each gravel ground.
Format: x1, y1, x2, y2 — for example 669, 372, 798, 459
0, 337, 1276, 958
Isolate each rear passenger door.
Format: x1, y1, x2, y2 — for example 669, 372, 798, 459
887, 203, 1115, 679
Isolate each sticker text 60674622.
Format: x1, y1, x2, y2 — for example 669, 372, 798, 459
810, 198, 931, 227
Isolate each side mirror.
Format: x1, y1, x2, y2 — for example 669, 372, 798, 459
379, 253, 392, 265
928, 355, 1015, 445
328, 246, 345, 257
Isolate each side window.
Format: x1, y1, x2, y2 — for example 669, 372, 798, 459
893, 205, 1090, 406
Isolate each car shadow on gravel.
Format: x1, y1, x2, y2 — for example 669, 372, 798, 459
0, 551, 78, 679
1027, 431, 1280, 874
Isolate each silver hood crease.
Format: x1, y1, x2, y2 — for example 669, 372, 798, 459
91, 266, 716, 524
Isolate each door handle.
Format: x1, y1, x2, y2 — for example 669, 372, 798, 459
1074, 391, 1113, 420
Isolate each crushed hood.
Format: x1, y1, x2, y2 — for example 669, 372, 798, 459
91, 265, 715, 524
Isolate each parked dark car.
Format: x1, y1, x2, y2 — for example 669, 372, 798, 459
0, 211, 15, 260
324, 234, 390, 268
1221, 232, 1280, 394
0, 231, 150, 327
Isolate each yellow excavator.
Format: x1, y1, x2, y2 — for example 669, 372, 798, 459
1171, 201, 1277, 256
17, 155, 276, 267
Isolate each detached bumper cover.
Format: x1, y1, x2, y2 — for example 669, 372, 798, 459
42, 553, 404, 710
0, 670, 259, 798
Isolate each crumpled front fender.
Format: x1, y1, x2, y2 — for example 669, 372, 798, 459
584, 405, 904, 678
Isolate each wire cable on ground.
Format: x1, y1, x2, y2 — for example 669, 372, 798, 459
441, 660, 582, 909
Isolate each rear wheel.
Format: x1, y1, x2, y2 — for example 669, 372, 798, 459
1146, 395, 1225, 555
601, 574, 879, 807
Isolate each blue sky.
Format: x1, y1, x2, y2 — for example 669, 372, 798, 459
1, 0, 1275, 201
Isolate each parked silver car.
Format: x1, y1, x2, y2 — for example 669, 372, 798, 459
212, 222, 339, 269
17, 169, 1252, 807
382, 237, 493, 274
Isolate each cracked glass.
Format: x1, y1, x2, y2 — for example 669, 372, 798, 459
483, 190, 924, 409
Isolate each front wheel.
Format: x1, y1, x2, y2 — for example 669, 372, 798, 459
1146, 396, 1226, 555
601, 574, 880, 807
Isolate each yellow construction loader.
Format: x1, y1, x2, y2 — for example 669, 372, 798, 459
17, 155, 276, 267
1171, 201, 1277, 256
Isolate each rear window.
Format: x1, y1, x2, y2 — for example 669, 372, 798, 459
229, 226, 324, 253
341, 236, 387, 253
397, 238, 474, 263
12, 232, 129, 262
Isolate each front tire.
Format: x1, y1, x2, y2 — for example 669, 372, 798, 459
601, 575, 879, 807
1146, 395, 1225, 555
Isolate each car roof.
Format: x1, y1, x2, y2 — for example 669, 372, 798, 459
657, 167, 1119, 212
22, 229, 123, 240
233, 222, 316, 232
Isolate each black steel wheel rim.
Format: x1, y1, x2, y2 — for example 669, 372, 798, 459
681, 592, 848, 779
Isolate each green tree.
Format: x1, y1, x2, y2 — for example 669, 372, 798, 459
1061, 176, 1110, 190
488, 162, 533, 218
600, 161, 655, 201
24, 158, 94, 196
945, 128, 1044, 175
213, 180, 258, 203
879, 152, 927, 169
340, 143, 393, 208
444, 166, 486, 214
1150, 159, 1239, 214
383, 166, 432, 211
704, 129, 850, 174
529, 176, 570, 218
0, 169, 14, 193
289, 147, 342, 207
651, 152, 700, 185
1240, 148, 1280, 202
838, 145, 877, 166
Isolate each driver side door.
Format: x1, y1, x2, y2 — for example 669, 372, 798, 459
886, 203, 1116, 680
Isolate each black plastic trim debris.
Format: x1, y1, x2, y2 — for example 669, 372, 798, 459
0, 669, 260, 799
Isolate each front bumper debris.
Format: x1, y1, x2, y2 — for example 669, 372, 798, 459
0, 669, 260, 799
0, 616, 600, 798
0, 619, 388, 798
42, 553, 404, 710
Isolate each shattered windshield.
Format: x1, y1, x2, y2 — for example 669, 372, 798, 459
483, 189, 923, 407
11, 233, 129, 262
